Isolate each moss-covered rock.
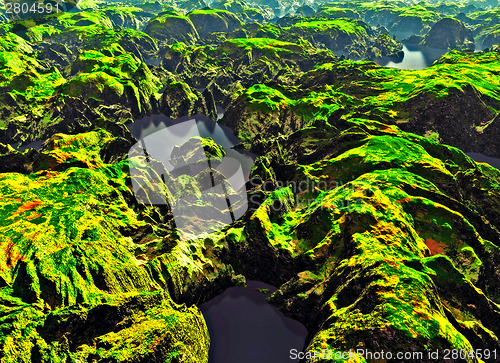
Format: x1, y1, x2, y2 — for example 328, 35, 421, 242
316, 6, 359, 20
282, 18, 404, 60
0, 128, 244, 361
422, 17, 475, 51
144, 14, 199, 44
59, 49, 159, 115
220, 118, 500, 362
160, 81, 216, 119
222, 50, 500, 157
188, 9, 242, 38
159, 37, 337, 104
286, 18, 373, 52
1, 2, 500, 362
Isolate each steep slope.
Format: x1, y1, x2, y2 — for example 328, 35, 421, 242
1, 2, 500, 362
421, 17, 475, 51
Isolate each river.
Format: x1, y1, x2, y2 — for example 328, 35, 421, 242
200, 281, 308, 363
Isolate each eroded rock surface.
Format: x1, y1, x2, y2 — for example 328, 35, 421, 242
1, 1, 500, 362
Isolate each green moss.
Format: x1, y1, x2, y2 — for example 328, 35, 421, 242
243, 84, 291, 112
76, 50, 140, 79
70, 293, 207, 362
189, 9, 233, 16
227, 38, 301, 53
362, 50, 500, 107
248, 50, 499, 126
0, 32, 33, 53
317, 7, 359, 19
61, 72, 125, 98
201, 137, 226, 161
0, 128, 214, 361
241, 83, 353, 122
0, 52, 40, 86
399, 5, 440, 22
291, 19, 367, 37
1, 4, 499, 361
249, 119, 500, 357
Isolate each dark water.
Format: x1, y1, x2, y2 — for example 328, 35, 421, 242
129, 114, 241, 151
200, 281, 308, 363
335, 44, 447, 70
374, 44, 447, 70
466, 152, 500, 170
15, 139, 44, 152
8, 114, 256, 185
128, 114, 255, 181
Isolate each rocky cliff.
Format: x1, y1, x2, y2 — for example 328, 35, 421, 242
422, 17, 475, 51
1, 1, 499, 362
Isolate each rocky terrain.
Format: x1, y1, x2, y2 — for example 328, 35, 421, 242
0, 0, 500, 362
421, 17, 475, 50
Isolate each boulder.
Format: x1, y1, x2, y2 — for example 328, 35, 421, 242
144, 14, 199, 44
295, 5, 315, 17
422, 17, 475, 51
161, 81, 216, 119
188, 9, 242, 38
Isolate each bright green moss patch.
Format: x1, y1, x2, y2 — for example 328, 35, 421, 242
0, 52, 40, 86
0, 50, 68, 101
189, 9, 233, 16
75, 49, 140, 79
291, 19, 367, 37
61, 71, 125, 98
56, 48, 158, 112
42, 130, 115, 168
381, 262, 472, 350
252, 120, 500, 357
10, 69, 65, 100
227, 38, 302, 53
45, 10, 114, 29
317, 7, 359, 19
0, 32, 33, 53
363, 50, 500, 105
243, 84, 292, 112
398, 5, 440, 23
68, 292, 208, 362
1, 3, 499, 361
241, 83, 353, 121
275, 50, 500, 125
0, 128, 214, 360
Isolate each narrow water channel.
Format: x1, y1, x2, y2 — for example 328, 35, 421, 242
466, 152, 500, 170
200, 281, 308, 363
